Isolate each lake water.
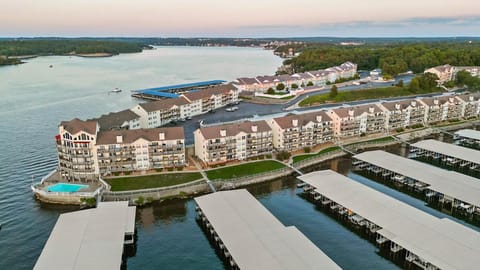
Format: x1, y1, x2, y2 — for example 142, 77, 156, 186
0, 47, 476, 270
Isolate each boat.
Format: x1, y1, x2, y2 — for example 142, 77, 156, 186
225, 106, 238, 112
111, 88, 122, 93
49, 65, 53, 68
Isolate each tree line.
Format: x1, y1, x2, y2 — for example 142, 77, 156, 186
0, 40, 146, 56
283, 42, 480, 76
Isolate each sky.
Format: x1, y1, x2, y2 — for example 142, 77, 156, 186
1, 0, 480, 37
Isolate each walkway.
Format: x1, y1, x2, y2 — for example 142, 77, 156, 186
190, 158, 216, 192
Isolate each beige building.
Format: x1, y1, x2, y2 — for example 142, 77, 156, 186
131, 97, 190, 128
269, 111, 333, 151
181, 83, 239, 114
419, 96, 464, 123
329, 104, 386, 138
456, 94, 480, 119
56, 118, 99, 182
380, 100, 426, 130
194, 120, 273, 165
424, 64, 454, 84
96, 127, 185, 175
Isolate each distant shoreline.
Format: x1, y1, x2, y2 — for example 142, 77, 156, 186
74, 52, 114, 58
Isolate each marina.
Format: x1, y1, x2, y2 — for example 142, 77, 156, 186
353, 150, 480, 220
409, 139, 480, 173
131, 80, 226, 100
298, 170, 480, 270
34, 201, 136, 270
454, 129, 480, 149
194, 189, 341, 270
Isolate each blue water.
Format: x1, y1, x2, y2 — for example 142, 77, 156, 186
45, 183, 89, 193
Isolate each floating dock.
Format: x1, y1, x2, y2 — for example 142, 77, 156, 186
34, 202, 136, 270
194, 189, 341, 270
454, 129, 480, 149
410, 139, 480, 170
131, 80, 226, 100
298, 170, 480, 270
353, 150, 480, 216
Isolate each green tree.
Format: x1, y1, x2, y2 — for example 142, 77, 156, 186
396, 79, 404, 87
307, 81, 314, 86
330, 85, 338, 97
267, 88, 275, 94
409, 77, 420, 91
276, 83, 285, 91
291, 83, 299, 89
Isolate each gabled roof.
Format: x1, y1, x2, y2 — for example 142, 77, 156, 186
139, 96, 190, 112
60, 118, 97, 135
182, 83, 236, 101
331, 104, 383, 118
96, 127, 184, 145
381, 99, 423, 111
273, 111, 332, 129
198, 120, 271, 140
89, 110, 140, 131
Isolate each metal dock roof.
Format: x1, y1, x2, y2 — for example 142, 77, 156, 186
298, 170, 480, 270
411, 139, 480, 164
34, 202, 136, 270
133, 80, 226, 93
353, 150, 480, 207
194, 189, 341, 270
455, 129, 480, 141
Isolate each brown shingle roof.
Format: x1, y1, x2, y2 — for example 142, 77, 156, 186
182, 83, 236, 101
89, 109, 140, 131
455, 94, 480, 103
139, 96, 190, 112
332, 104, 383, 118
199, 120, 271, 140
381, 100, 423, 111
96, 127, 184, 145
273, 111, 332, 129
60, 118, 98, 135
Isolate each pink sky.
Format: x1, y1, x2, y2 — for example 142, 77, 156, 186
2, 0, 480, 37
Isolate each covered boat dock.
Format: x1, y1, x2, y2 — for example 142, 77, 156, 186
298, 170, 480, 270
131, 80, 226, 100
194, 189, 341, 270
34, 202, 136, 270
353, 150, 480, 217
454, 129, 480, 150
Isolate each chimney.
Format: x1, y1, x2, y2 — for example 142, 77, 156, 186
434, 99, 439, 105
220, 129, 226, 137
395, 104, 401, 110
469, 96, 474, 102
159, 132, 165, 140
251, 125, 258, 132
116, 135, 123, 143
292, 119, 298, 127
369, 106, 375, 113
348, 109, 354, 116
449, 97, 454, 103
411, 101, 417, 107
316, 115, 322, 122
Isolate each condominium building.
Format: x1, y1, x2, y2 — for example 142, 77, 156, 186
56, 118, 185, 181
424, 64, 455, 84
419, 96, 464, 123
181, 83, 239, 113
329, 104, 386, 138
380, 100, 426, 130
96, 127, 185, 175
194, 121, 273, 165
269, 111, 333, 151
90, 109, 141, 131
56, 118, 99, 182
456, 94, 480, 118
131, 97, 190, 128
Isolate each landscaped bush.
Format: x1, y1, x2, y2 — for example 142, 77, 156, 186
266, 154, 272, 159
395, 127, 405, 133
135, 196, 145, 206
124, 171, 131, 176
276, 151, 291, 161
177, 166, 184, 171
303, 147, 311, 153
410, 123, 424, 129
155, 168, 163, 172
167, 167, 174, 172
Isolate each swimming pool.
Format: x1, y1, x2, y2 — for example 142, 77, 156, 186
46, 183, 89, 193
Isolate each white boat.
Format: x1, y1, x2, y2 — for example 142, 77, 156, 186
111, 88, 122, 93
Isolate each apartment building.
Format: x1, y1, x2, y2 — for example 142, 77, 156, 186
131, 97, 190, 128
269, 111, 333, 151
181, 83, 238, 113
419, 96, 464, 123
90, 109, 141, 131
329, 104, 386, 138
95, 127, 185, 175
194, 121, 273, 165
380, 100, 426, 130
424, 64, 454, 84
456, 94, 480, 118
56, 118, 99, 182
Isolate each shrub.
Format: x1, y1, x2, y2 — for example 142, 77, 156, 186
291, 83, 299, 89
303, 147, 311, 153
167, 167, 174, 172
276, 151, 291, 161
410, 123, 424, 129
124, 171, 131, 176
113, 172, 121, 176
267, 87, 275, 94
80, 197, 96, 207
307, 81, 313, 86
395, 127, 405, 133
266, 154, 272, 159
135, 196, 145, 206
146, 197, 154, 204
155, 168, 163, 172
258, 155, 265, 160
177, 166, 184, 171
360, 133, 366, 137
276, 83, 285, 91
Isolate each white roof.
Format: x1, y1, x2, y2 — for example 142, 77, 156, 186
455, 129, 480, 141
298, 170, 480, 270
194, 189, 341, 270
34, 202, 136, 270
411, 139, 480, 164
354, 150, 480, 207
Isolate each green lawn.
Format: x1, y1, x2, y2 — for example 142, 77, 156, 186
299, 86, 441, 107
106, 172, 203, 191
206, 160, 286, 181
292, 146, 341, 163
